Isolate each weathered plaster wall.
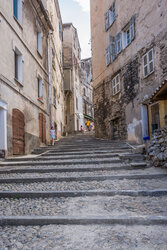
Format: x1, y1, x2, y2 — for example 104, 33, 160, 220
63, 24, 83, 133
91, 0, 167, 143
0, 1, 50, 155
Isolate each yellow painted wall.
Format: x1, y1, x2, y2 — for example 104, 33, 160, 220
149, 100, 167, 138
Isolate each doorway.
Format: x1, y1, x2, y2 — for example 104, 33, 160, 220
110, 118, 120, 140
39, 113, 46, 143
151, 103, 160, 134
12, 109, 25, 155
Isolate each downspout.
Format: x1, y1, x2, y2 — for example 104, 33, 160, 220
48, 30, 53, 127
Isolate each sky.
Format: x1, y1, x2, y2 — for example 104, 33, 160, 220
59, 0, 91, 59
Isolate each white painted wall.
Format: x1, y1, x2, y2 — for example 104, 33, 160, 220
0, 100, 7, 150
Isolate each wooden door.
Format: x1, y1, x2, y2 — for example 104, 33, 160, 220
151, 103, 160, 134
39, 113, 46, 143
113, 119, 120, 140
12, 109, 25, 155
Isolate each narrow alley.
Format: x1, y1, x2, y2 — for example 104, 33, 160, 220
0, 134, 167, 249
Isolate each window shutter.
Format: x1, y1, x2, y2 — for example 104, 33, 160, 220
105, 12, 109, 31
112, 3, 116, 21
110, 38, 116, 62
37, 32, 42, 55
130, 16, 135, 41
115, 32, 122, 55
41, 81, 43, 99
106, 46, 110, 66
143, 54, 148, 77
13, 0, 18, 18
109, 9, 113, 26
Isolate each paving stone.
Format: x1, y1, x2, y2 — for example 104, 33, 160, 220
0, 178, 167, 192
0, 196, 167, 217
0, 225, 167, 249
0, 167, 166, 179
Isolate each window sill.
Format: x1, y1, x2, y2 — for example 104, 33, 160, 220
106, 19, 116, 32
13, 16, 23, 30
37, 98, 44, 104
113, 91, 120, 97
143, 71, 155, 79
37, 50, 43, 58
14, 78, 23, 87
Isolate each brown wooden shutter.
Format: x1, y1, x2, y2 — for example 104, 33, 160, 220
39, 113, 46, 143
12, 109, 25, 155
42, 115, 46, 143
39, 113, 43, 141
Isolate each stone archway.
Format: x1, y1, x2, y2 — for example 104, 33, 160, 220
12, 109, 25, 155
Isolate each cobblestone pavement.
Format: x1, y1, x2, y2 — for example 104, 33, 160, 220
0, 134, 167, 249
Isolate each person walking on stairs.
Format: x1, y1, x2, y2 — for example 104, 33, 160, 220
50, 126, 55, 146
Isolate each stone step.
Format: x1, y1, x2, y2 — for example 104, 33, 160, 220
0, 173, 167, 184
32, 146, 131, 154
44, 149, 132, 156
1, 224, 167, 249
55, 146, 131, 151
0, 189, 167, 198
0, 195, 167, 217
0, 177, 167, 192
0, 196, 167, 218
5, 153, 120, 162
1, 167, 164, 180
0, 158, 121, 167
0, 163, 148, 175
0, 215, 167, 226
120, 154, 146, 162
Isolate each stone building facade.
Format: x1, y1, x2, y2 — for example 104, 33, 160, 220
81, 58, 94, 126
0, 0, 64, 157
90, 0, 167, 143
42, 0, 64, 139
63, 23, 84, 133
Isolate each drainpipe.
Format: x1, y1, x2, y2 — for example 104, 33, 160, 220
48, 30, 53, 127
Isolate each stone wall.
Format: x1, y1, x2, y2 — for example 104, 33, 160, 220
94, 56, 139, 140
91, 0, 167, 143
147, 126, 167, 168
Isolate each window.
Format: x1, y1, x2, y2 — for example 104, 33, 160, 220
105, 2, 116, 31
53, 87, 56, 105
52, 49, 55, 68
106, 33, 122, 67
115, 32, 122, 55
13, 0, 23, 24
14, 48, 22, 84
106, 46, 111, 66
122, 16, 135, 49
143, 48, 154, 78
37, 77, 43, 100
37, 32, 42, 55
59, 21, 62, 40
84, 103, 87, 114
112, 74, 120, 95
106, 38, 116, 66
76, 97, 78, 110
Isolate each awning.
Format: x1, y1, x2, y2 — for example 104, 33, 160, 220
150, 79, 167, 102
84, 114, 94, 121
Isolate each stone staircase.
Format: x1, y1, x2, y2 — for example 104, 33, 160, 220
0, 134, 167, 249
